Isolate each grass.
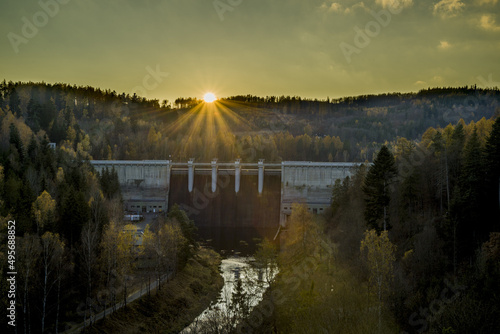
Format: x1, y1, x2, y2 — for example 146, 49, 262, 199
82, 247, 224, 334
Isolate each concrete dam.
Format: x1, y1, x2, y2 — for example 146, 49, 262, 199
90, 160, 360, 231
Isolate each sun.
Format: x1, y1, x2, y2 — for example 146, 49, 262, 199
203, 92, 217, 103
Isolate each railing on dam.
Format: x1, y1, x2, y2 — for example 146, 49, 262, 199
90, 159, 360, 193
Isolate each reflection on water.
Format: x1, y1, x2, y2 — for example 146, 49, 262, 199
181, 256, 275, 333
197, 226, 277, 256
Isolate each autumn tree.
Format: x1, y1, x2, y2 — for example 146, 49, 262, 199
32, 190, 56, 234
363, 145, 397, 231
280, 203, 321, 266
117, 224, 139, 307
360, 229, 396, 331
167, 204, 197, 265
143, 217, 185, 290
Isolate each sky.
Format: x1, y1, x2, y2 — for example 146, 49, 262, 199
0, 0, 499, 104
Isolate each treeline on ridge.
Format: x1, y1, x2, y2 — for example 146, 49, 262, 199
0, 80, 499, 162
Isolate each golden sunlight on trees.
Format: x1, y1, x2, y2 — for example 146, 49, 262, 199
280, 203, 322, 265
99, 221, 120, 312
142, 218, 186, 291
99, 222, 141, 312
0, 110, 33, 151
32, 190, 56, 234
360, 229, 396, 330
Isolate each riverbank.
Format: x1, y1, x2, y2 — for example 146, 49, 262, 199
82, 247, 224, 334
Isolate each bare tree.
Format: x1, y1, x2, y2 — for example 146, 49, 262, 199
80, 221, 99, 326
40, 232, 64, 333
100, 221, 120, 314
18, 234, 41, 334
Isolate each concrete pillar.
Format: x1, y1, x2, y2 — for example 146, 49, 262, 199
235, 159, 241, 193
165, 161, 171, 212
188, 159, 194, 193
258, 159, 264, 194
211, 159, 218, 193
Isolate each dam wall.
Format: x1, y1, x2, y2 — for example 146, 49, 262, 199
90, 160, 360, 228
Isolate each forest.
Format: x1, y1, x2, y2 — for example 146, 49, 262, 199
0, 80, 499, 333
233, 117, 500, 334
0, 81, 498, 163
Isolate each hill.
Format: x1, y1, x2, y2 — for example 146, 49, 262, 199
1, 80, 499, 162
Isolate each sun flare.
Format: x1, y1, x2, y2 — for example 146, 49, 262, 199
203, 92, 217, 103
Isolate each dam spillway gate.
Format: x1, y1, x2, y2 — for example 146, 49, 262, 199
90, 159, 361, 230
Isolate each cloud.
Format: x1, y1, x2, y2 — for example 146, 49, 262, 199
345, 2, 368, 13
415, 76, 445, 86
319, 2, 343, 12
375, 0, 413, 9
319, 1, 367, 14
431, 75, 445, 84
479, 14, 500, 31
330, 2, 344, 12
438, 40, 452, 49
433, 0, 465, 19
320, 0, 412, 14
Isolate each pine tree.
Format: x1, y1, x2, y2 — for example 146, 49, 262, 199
453, 128, 486, 257
484, 117, 500, 230
9, 123, 25, 164
231, 278, 250, 322
447, 122, 465, 192
9, 88, 21, 116
363, 145, 397, 232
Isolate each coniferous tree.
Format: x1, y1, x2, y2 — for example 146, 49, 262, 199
452, 128, 486, 257
167, 204, 198, 261
363, 145, 397, 232
8, 88, 21, 116
484, 117, 500, 230
27, 98, 41, 131
9, 123, 25, 164
447, 122, 465, 192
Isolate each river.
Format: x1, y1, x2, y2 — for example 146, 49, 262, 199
180, 256, 274, 333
